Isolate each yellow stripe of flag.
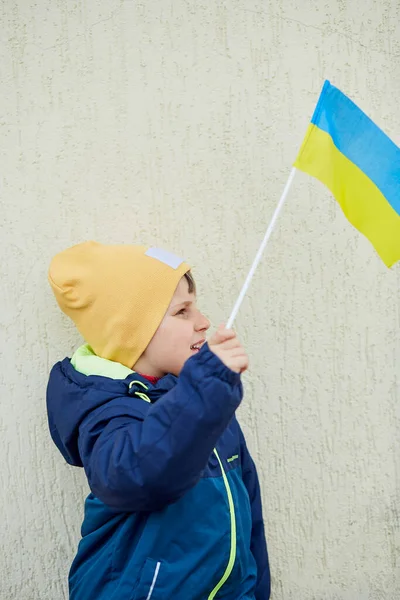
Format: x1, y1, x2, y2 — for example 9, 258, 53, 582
295, 124, 400, 267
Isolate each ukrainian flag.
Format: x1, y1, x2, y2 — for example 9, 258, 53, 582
294, 80, 400, 267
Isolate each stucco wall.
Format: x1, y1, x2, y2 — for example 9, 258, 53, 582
1, 1, 399, 598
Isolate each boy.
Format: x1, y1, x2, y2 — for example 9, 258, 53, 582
47, 241, 270, 599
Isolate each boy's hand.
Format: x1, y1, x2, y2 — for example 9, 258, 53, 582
208, 324, 249, 374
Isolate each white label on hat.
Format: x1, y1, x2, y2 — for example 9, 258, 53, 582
145, 247, 184, 269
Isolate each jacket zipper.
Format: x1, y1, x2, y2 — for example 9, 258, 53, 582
145, 561, 161, 600
207, 448, 237, 599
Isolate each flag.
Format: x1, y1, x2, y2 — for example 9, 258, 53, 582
294, 80, 400, 267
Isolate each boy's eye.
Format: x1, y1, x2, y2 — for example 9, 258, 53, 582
176, 308, 187, 315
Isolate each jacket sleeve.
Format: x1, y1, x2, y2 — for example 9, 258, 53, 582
78, 345, 243, 512
239, 427, 271, 600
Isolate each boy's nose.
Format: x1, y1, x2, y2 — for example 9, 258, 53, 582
195, 312, 210, 332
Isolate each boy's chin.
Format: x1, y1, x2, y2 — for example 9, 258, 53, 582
171, 353, 196, 376
168, 362, 184, 377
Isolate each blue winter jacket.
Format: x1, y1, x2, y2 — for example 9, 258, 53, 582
46, 343, 270, 600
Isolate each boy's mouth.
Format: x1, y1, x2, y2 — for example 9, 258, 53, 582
190, 339, 205, 352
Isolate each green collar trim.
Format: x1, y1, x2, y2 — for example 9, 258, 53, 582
71, 344, 134, 380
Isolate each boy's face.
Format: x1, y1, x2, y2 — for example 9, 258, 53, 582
133, 277, 210, 377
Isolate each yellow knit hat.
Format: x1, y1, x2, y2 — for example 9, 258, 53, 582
48, 241, 191, 368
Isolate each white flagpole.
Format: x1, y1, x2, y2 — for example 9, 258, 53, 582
226, 167, 297, 329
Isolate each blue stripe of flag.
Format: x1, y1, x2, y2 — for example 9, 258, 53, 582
311, 80, 400, 216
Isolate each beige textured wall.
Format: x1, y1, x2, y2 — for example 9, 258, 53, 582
1, 1, 399, 598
